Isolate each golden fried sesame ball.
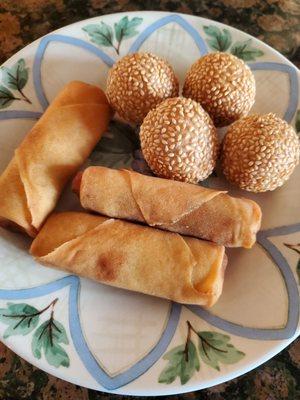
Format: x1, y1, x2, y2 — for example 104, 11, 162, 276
106, 52, 179, 124
140, 97, 219, 183
221, 113, 300, 192
183, 52, 255, 127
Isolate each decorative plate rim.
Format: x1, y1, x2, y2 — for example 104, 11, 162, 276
0, 10, 299, 396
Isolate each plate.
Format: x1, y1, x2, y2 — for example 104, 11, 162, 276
0, 11, 299, 396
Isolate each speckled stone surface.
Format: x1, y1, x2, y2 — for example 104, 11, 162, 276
0, 1, 299, 399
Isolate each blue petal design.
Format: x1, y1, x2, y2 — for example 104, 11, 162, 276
250, 62, 299, 123
0, 275, 181, 390
1, 16, 298, 125
188, 223, 300, 340
129, 14, 208, 55
0, 13, 299, 389
33, 34, 115, 110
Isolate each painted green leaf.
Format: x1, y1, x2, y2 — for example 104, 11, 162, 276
231, 39, 264, 61
90, 121, 138, 169
32, 319, 69, 368
114, 16, 143, 42
82, 22, 114, 47
90, 151, 133, 169
203, 25, 232, 51
180, 340, 200, 384
159, 340, 200, 385
297, 259, 300, 283
295, 110, 300, 133
95, 121, 139, 154
44, 341, 69, 368
0, 303, 39, 338
0, 85, 14, 109
131, 150, 153, 176
198, 331, 245, 371
1, 59, 29, 90
158, 345, 184, 384
284, 242, 300, 254
201, 169, 218, 188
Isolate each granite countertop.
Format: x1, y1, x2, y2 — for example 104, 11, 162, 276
0, 1, 299, 399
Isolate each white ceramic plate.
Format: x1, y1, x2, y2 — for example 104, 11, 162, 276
0, 11, 299, 396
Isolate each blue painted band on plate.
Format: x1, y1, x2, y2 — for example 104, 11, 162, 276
129, 14, 208, 55
188, 223, 300, 340
33, 34, 115, 110
0, 275, 181, 390
0, 111, 42, 120
250, 62, 299, 123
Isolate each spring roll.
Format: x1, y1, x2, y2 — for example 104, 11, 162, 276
0, 81, 111, 236
73, 166, 262, 248
30, 212, 227, 306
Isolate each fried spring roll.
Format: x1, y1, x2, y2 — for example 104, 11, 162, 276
73, 166, 261, 248
0, 81, 111, 236
30, 212, 227, 306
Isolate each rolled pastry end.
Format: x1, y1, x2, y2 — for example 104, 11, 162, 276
239, 198, 262, 249
189, 239, 227, 307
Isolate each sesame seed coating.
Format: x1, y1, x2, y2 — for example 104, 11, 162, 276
106, 53, 179, 124
140, 97, 219, 183
221, 113, 300, 192
183, 52, 255, 127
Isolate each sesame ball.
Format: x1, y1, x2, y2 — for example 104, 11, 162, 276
140, 97, 219, 183
106, 53, 179, 124
221, 113, 300, 192
183, 52, 256, 127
